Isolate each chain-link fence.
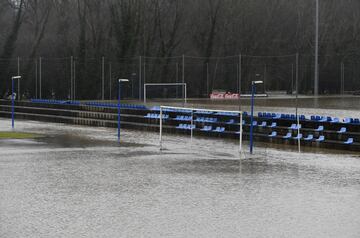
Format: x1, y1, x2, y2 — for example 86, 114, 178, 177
1, 54, 359, 101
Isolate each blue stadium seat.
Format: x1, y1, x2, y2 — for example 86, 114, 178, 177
344, 138, 354, 145
289, 124, 301, 130
274, 114, 281, 119
315, 125, 324, 132
304, 134, 314, 141
176, 124, 185, 129
337, 127, 347, 133
213, 127, 225, 133
331, 118, 339, 123
269, 122, 277, 128
226, 119, 235, 124
316, 135, 325, 142
343, 118, 353, 124
283, 133, 292, 139
259, 121, 267, 127
200, 126, 212, 131
293, 134, 303, 140
268, 131, 277, 137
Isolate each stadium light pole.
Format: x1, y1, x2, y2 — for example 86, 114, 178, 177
11, 76, 22, 129
250, 80, 263, 154
314, 0, 319, 96
117, 79, 129, 143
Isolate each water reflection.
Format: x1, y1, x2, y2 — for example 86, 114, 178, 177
0, 119, 360, 237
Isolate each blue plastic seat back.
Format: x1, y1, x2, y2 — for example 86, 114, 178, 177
284, 133, 291, 138
344, 138, 353, 144
270, 122, 277, 128
269, 131, 277, 137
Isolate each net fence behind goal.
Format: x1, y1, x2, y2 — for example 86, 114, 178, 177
158, 105, 244, 157
144, 83, 187, 104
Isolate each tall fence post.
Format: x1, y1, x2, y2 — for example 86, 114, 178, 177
295, 53, 300, 153
139, 56, 142, 101
39, 56, 42, 99
70, 56, 73, 100
341, 62, 345, 94
73, 60, 76, 100
182, 54, 185, 104
35, 59, 38, 98
143, 57, 146, 102
102, 56, 105, 100
109, 62, 112, 100
206, 62, 209, 96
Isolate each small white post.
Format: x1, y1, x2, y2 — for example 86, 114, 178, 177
159, 106, 163, 150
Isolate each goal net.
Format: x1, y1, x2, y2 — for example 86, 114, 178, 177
158, 105, 244, 157
144, 83, 187, 104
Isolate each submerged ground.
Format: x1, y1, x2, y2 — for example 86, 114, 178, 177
0, 118, 359, 237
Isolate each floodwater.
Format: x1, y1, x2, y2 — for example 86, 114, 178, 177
0, 118, 360, 237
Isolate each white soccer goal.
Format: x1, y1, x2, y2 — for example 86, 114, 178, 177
143, 83, 187, 104
159, 105, 243, 155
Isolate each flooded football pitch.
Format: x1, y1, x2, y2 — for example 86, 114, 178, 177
0, 118, 359, 237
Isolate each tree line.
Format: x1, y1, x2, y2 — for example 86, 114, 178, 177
1, 0, 360, 99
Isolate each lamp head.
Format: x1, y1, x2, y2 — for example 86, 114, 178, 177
118, 79, 129, 82
252, 80, 263, 85
12, 76, 21, 80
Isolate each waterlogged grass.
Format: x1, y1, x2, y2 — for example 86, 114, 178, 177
0, 131, 41, 139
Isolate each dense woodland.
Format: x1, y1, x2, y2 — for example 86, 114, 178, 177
1, 0, 360, 99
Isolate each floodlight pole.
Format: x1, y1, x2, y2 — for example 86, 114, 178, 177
11, 76, 21, 129
296, 53, 301, 153
39, 57, 42, 99
118, 79, 129, 143
250, 80, 263, 154
17, 57, 20, 100
314, 0, 319, 96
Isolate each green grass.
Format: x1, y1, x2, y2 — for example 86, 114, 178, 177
0, 131, 41, 139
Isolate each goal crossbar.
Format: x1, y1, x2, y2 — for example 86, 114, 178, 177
144, 83, 187, 104
159, 105, 243, 155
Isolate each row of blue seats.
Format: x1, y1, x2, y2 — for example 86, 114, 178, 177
30, 99, 80, 105
288, 124, 349, 133
176, 124, 196, 130
268, 132, 354, 144
85, 102, 146, 109
144, 113, 169, 119
260, 111, 360, 126
150, 106, 192, 113
258, 112, 306, 120
310, 116, 359, 124
343, 118, 360, 124
176, 124, 226, 133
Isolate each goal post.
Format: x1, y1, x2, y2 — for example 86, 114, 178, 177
144, 83, 187, 104
159, 105, 243, 155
